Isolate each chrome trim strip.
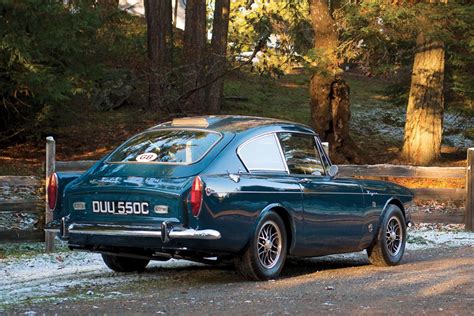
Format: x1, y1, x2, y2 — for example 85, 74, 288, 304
70, 223, 162, 230
169, 229, 221, 240
44, 228, 60, 233
70, 228, 163, 237
274, 133, 290, 174
314, 136, 332, 171
68, 223, 221, 240
208, 190, 412, 197
61, 216, 69, 239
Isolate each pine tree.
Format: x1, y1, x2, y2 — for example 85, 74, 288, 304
206, 0, 231, 113
144, 0, 172, 111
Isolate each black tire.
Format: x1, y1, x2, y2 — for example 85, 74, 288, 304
367, 204, 407, 266
101, 254, 150, 272
235, 211, 288, 281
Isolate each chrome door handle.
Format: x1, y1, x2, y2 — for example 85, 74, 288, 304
298, 178, 312, 184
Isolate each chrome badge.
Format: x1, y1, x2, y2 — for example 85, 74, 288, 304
154, 205, 169, 214
73, 202, 86, 210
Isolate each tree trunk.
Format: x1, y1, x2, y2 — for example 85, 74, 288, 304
173, 0, 179, 28
401, 33, 445, 165
206, 0, 231, 114
183, 0, 207, 114
309, 0, 361, 163
144, 0, 172, 111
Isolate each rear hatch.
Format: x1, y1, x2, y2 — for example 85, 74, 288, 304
66, 176, 191, 226
64, 128, 234, 227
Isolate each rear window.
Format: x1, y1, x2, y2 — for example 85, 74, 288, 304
108, 130, 222, 164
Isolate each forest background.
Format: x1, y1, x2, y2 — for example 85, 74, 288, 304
0, 0, 472, 176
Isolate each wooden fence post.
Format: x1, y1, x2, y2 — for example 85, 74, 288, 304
466, 148, 474, 231
45, 136, 56, 252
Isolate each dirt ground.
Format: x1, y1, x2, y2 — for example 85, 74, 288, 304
4, 246, 473, 315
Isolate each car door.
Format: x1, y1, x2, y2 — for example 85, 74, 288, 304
277, 132, 365, 256
234, 132, 306, 255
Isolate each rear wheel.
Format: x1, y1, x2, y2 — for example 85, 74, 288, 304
101, 254, 150, 272
235, 211, 287, 280
367, 205, 406, 266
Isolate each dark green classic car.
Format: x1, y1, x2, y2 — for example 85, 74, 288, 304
46, 116, 413, 280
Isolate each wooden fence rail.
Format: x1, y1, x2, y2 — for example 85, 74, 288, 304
338, 164, 466, 179
0, 138, 472, 248
0, 176, 44, 243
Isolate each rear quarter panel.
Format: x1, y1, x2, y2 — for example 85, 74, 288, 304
51, 171, 83, 222
196, 173, 304, 254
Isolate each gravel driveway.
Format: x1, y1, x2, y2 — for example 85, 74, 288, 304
1, 226, 473, 315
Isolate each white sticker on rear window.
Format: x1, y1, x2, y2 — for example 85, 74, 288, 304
136, 153, 158, 162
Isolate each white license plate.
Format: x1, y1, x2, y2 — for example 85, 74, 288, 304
92, 201, 149, 215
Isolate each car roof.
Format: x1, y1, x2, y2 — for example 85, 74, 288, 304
150, 115, 315, 134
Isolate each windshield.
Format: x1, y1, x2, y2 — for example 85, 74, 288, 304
108, 129, 222, 164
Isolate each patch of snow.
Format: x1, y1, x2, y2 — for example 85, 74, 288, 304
0, 251, 201, 307
351, 104, 405, 145
350, 103, 474, 149
0, 224, 472, 309
406, 223, 474, 250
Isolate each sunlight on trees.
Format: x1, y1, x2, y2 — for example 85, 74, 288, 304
402, 37, 445, 165
0, 0, 472, 165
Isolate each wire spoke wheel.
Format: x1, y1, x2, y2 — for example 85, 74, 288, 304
235, 211, 287, 280
257, 220, 282, 269
385, 216, 402, 256
367, 205, 406, 267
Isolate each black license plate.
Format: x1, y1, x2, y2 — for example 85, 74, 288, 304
92, 201, 149, 215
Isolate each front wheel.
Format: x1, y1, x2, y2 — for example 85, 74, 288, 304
101, 254, 150, 272
235, 211, 287, 280
367, 204, 407, 266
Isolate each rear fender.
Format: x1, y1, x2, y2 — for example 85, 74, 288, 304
381, 198, 405, 220
257, 203, 296, 254
375, 197, 406, 235
49, 171, 83, 225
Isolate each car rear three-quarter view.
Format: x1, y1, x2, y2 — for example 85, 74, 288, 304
45, 116, 413, 280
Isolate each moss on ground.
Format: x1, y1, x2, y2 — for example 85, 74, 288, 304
0, 241, 70, 259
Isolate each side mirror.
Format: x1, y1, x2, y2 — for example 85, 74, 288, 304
328, 165, 339, 178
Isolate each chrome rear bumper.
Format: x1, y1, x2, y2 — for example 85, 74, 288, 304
62, 222, 221, 241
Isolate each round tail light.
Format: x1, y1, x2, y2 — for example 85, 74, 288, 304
190, 176, 203, 217
47, 172, 58, 210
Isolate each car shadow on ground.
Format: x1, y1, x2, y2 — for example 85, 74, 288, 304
142, 261, 242, 284
282, 253, 370, 278
138, 252, 372, 282
134, 247, 447, 284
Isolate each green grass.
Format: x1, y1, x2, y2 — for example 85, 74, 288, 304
1, 69, 469, 178
0, 70, 401, 176
222, 71, 395, 124
345, 74, 391, 106
222, 72, 312, 125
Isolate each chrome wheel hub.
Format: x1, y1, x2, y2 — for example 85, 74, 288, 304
389, 231, 397, 241
257, 220, 282, 269
264, 240, 273, 251
385, 216, 403, 256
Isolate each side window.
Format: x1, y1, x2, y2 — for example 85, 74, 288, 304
277, 133, 325, 175
238, 134, 287, 172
